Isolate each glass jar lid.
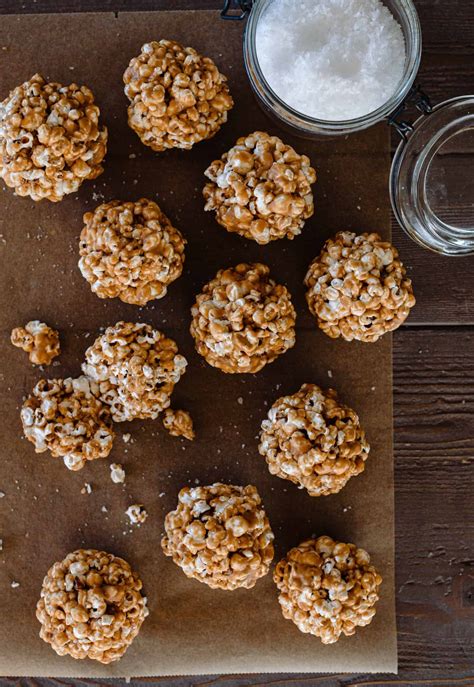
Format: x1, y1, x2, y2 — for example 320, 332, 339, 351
390, 95, 474, 256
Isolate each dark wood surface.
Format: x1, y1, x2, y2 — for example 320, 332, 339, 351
0, 1, 473, 686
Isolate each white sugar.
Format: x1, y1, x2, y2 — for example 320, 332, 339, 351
256, 0, 406, 121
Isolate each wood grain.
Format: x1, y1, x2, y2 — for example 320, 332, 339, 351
0, 0, 473, 685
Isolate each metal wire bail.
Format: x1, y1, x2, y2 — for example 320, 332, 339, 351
388, 85, 433, 141
221, 0, 253, 20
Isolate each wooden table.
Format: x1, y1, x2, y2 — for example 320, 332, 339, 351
1, 1, 472, 685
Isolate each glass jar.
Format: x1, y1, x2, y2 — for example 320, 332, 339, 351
241, 0, 422, 137
221, 0, 474, 256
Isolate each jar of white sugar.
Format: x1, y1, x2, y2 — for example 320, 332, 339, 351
222, 0, 474, 256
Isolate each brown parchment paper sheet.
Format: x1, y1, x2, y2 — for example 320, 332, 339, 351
0, 10, 397, 677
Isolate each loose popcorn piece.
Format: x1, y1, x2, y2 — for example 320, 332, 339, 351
162, 483, 274, 590
82, 321, 187, 422
190, 263, 296, 374
204, 131, 316, 244
80, 483, 92, 495
259, 384, 369, 497
274, 536, 382, 644
11, 320, 60, 366
126, 504, 147, 525
20, 376, 114, 471
36, 549, 148, 663
305, 231, 416, 343
79, 199, 186, 306
110, 463, 125, 484
162, 408, 195, 441
123, 40, 233, 152
0, 74, 107, 202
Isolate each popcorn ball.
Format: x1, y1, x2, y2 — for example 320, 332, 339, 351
82, 321, 187, 422
259, 384, 369, 497
203, 131, 316, 244
305, 231, 416, 343
36, 549, 148, 663
0, 74, 107, 202
123, 40, 233, 152
190, 263, 296, 374
162, 483, 274, 590
162, 408, 195, 441
11, 320, 60, 365
78, 198, 186, 306
21, 376, 114, 471
274, 536, 382, 644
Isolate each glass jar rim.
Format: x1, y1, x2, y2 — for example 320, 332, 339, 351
244, 0, 423, 133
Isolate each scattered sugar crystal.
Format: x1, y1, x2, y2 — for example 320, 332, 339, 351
256, 0, 406, 121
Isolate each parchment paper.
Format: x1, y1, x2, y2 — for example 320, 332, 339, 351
0, 10, 397, 677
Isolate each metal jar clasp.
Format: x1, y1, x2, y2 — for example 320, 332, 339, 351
388, 85, 433, 141
221, 0, 253, 20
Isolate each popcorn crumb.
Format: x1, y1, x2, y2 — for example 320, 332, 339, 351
327, 370, 333, 378
110, 463, 126, 484
126, 504, 148, 525
0, 539, 3, 551
237, 396, 244, 405
11, 581, 20, 588
162, 408, 195, 441
101, 505, 108, 513
122, 433, 131, 443
0, 491, 5, 498
81, 482, 92, 495
11, 320, 60, 366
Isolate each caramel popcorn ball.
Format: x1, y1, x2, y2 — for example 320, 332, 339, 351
305, 231, 416, 343
162, 408, 195, 441
259, 384, 369, 497
20, 376, 114, 471
0, 74, 107, 202
274, 537, 382, 644
36, 549, 148, 663
123, 40, 233, 152
11, 320, 60, 365
162, 483, 274, 590
190, 263, 296, 374
203, 131, 316, 244
79, 199, 186, 306
82, 321, 187, 422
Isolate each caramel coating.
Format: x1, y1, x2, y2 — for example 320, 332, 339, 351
123, 40, 233, 151
305, 231, 416, 343
162, 483, 274, 590
259, 384, 369, 497
0, 74, 107, 202
274, 537, 382, 644
190, 263, 296, 374
20, 376, 114, 471
36, 549, 148, 663
203, 131, 316, 244
162, 408, 195, 441
82, 321, 187, 422
79, 199, 186, 306
11, 320, 60, 365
